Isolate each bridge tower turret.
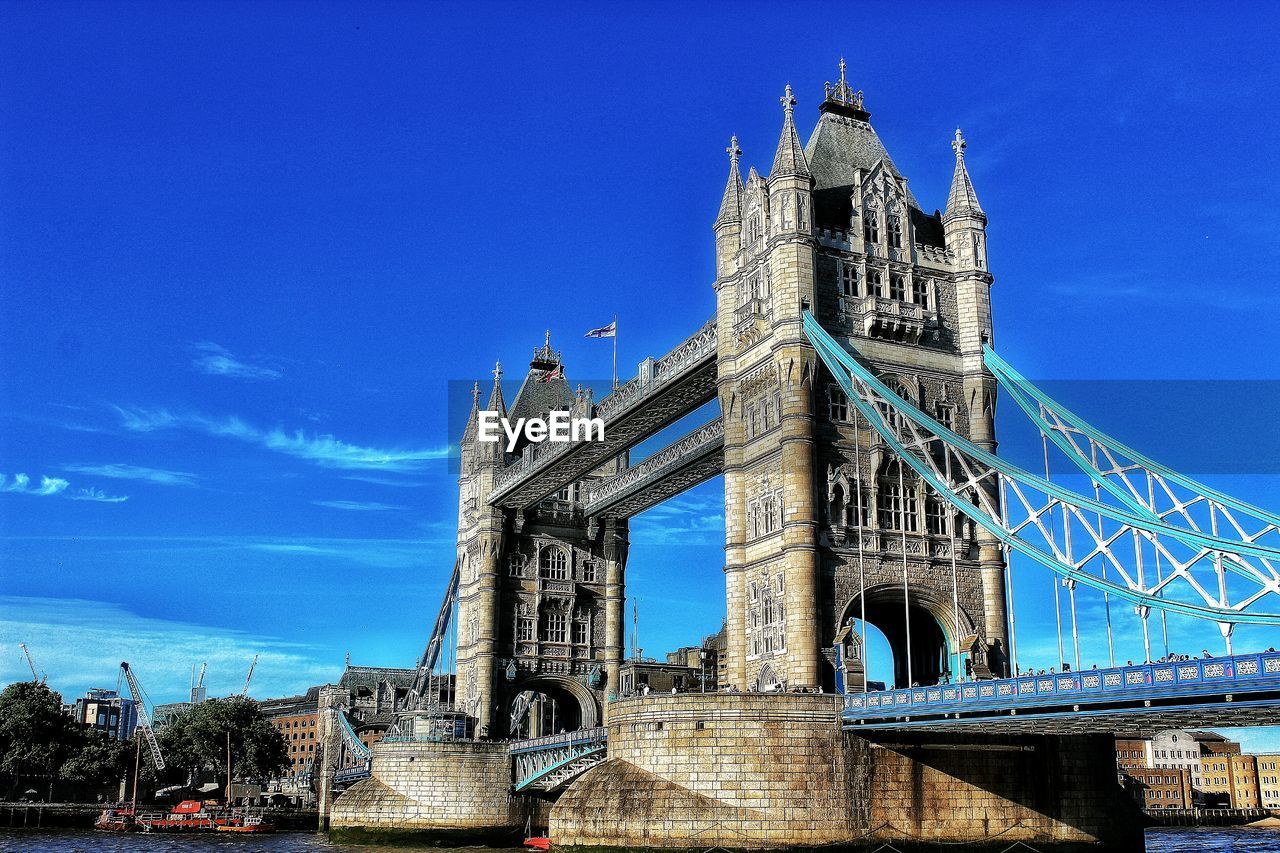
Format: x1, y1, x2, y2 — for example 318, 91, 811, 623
716, 84, 823, 691
455, 363, 510, 736
943, 128, 1008, 672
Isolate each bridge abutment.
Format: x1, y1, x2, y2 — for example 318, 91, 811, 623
550, 694, 1144, 851
329, 739, 544, 843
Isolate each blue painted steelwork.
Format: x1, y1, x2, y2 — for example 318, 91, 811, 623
334, 763, 371, 784
801, 312, 1280, 624
842, 651, 1280, 726
510, 726, 608, 793
333, 708, 372, 761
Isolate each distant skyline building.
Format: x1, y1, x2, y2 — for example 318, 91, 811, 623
72, 688, 136, 741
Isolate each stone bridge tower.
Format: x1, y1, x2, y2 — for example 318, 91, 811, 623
454, 337, 628, 738
714, 64, 1009, 692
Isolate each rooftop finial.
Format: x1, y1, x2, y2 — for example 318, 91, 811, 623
822, 58, 865, 113
492, 360, 503, 382
471, 381, 481, 406
531, 330, 562, 367
727, 134, 742, 166
953, 127, 967, 159
780, 84, 796, 119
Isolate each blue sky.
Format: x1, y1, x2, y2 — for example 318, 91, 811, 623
2, 1, 1279, 747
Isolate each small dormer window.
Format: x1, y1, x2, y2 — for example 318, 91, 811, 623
863, 210, 880, 244
887, 214, 903, 249
839, 261, 858, 298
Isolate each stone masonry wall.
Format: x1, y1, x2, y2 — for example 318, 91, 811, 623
329, 739, 528, 837
551, 693, 1144, 851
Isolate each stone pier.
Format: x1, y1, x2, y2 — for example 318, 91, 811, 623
329, 739, 545, 843
550, 693, 1145, 851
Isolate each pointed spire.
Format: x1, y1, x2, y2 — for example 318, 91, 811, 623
770, 84, 810, 179
715, 135, 744, 226
462, 381, 482, 442
487, 361, 506, 414
944, 128, 985, 223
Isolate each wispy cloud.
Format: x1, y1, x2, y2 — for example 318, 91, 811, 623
312, 500, 407, 512
0, 596, 335, 705
342, 475, 428, 488
71, 487, 129, 503
1, 473, 69, 496
63, 463, 198, 488
191, 342, 282, 381
630, 488, 725, 545
115, 406, 450, 471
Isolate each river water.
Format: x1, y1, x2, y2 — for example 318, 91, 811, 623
1, 830, 1279, 852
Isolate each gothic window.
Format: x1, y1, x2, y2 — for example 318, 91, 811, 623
851, 483, 871, 527
744, 405, 756, 439
866, 268, 882, 298
517, 616, 535, 643
887, 214, 903, 249
925, 494, 948, 536
889, 273, 906, 301
912, 277, 928, 307
828, 385, 849, 422
839, 261, 859, 298
469, 616, 479, 645
935, 404, 955, 432
508, 554, 525, 578
539, 546, 568, 580
555, 483, 579, 502
581, 561, 596, 583
878, 461, 919, 532
863, 210, 880, 244
572, 617, 590, 646
542, 610, 568, 643
830, 483, 846, 527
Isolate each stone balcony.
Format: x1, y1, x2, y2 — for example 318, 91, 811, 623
846, 294, 933, 343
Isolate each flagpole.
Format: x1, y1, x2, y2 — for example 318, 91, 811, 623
612, 314, 618, 390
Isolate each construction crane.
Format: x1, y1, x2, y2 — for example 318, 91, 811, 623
192, 661, 208, 703
119, 662, 165, 771
239, 654, 258, 697
18, 644, 45, 684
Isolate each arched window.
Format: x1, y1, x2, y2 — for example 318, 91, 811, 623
863, 209, 880, 244
830, 483, 846, 527
887, 214, 903, 249
912, 277, 928, 307
877, 461, 919, 532
889, 273, 906, 301
925, 494, 948, 536
839, 260, 859, 298
539, 547, 568, 580
866, 268, 882, 299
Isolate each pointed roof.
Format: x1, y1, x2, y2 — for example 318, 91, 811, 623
715, 136, 744, 226
462, 381, 482, 442
770, 85, 811, 179
487, 361, 506, 415
508, 331, 574, 425
944, 128, 985, 223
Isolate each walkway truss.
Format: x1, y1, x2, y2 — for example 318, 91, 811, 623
803, 313, 1280, 665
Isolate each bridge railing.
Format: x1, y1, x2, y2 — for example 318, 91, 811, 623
843, 650, 1280, 723
509, 725, 608, 755
490, 318, 716, 499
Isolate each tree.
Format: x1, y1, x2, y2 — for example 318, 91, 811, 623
157, 697, 288, 793
59, 730, 128, 800
0, 681, 78, 800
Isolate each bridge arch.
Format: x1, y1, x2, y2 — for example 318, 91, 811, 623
839, 583, 977, 689
505, 674, 599, 739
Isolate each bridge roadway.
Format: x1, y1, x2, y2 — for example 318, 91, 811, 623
843, 649, 1280, 735
582, 417, 724, 518
488, 318, 717, 510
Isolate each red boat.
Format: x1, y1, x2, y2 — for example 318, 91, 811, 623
524, 837, 552, 850
93, 805, 138, 832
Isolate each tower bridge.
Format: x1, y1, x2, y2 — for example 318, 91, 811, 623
324, 63, 1280, 852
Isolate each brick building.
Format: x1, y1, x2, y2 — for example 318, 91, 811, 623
1199, 753, 1260, 808
1122, 767, 1193, 810
1256, 754, 1280, 809
261, 687, 321, 780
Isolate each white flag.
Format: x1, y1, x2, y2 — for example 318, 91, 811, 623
584, 321, 616, 339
